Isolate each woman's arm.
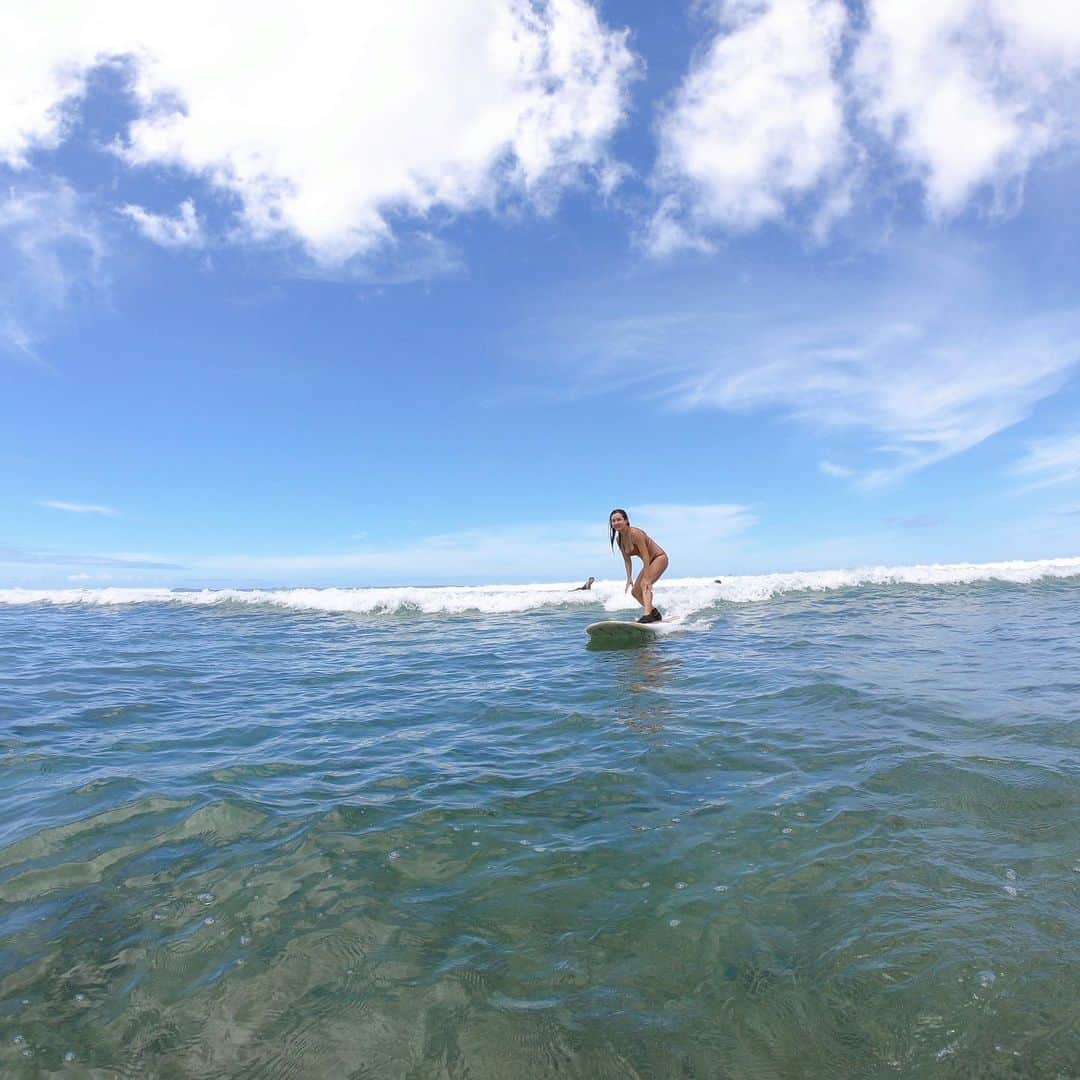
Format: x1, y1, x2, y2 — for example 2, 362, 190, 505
622, 544, 633, 592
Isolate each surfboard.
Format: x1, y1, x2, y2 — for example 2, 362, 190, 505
586, 619, 661, 645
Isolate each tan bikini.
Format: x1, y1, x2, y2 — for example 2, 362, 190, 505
625, 529, 665, 563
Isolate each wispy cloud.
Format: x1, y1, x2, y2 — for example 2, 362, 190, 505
632, 502, 755, 542
1012, 431, 1080, 490
884, 515, 943, 529
0, 545, 183, 570
0, 181, 107, 362
671, 312, 1080, 486
38, 499, 118, 516
1, 504, 755, 586
0, 314, 42, 367
549, 303, 1080, 485
192, 504, 755, 583
120, 199, 204, 249
819, 460, 854, 478
537, 233, 1080, 485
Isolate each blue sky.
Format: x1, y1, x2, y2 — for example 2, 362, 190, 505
3, 0, 1080, 587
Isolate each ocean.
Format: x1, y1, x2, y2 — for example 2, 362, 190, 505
1, 559, 1078, 1077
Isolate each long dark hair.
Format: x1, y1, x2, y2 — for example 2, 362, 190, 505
609, 508, 629, 552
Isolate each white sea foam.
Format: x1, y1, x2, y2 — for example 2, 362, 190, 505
1, 557, 1078, 619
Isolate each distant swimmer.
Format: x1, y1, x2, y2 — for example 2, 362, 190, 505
572, 577, 596, 591
609, 508, 667, 623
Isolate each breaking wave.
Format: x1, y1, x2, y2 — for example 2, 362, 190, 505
2, 557, 1079, 620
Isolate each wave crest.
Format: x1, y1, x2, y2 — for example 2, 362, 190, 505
2, 557, 1078, 618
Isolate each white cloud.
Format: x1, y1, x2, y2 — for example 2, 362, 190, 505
7, 3, 1078, 261
819, 460, 853, 478
632, 502, 755, 542
0, 315, 38, 363
651, 0, 1080, 248
39, 499, 118, 515
0, 545, 180, 569
0, 14, 94, 168
543, 234, 1080, 484
0, 181, 106, 362
1, 1, 636, 265
120, 199, 203, 248
670, 311, 1080, 486
853, 0, 1080, 217
202, 526, 595, 581
651, 0, 849, 251
194, 504, 755, 583
0, 506, 754, 587
1012, 431, 1080, 490
630, 503, 757, 573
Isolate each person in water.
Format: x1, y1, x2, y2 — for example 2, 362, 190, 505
572, 577, 596, 591
609, 508, 667, 623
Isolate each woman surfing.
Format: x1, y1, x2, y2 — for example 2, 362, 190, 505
609, 508, 668, 623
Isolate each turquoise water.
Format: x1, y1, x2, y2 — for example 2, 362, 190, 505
1, 573, 1078, 1077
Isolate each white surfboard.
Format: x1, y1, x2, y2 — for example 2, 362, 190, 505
586, 619, 662, 645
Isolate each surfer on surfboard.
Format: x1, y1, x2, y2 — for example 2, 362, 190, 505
609, 508, 667, 624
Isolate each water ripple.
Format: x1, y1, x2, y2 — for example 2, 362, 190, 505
1, 582, 1078, 1076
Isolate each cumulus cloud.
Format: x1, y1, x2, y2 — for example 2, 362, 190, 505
0, 13, 94, 168
650, 0, 849, 251
1, 1, 636, 265
651, 0, 1080, 249
120, 199, 203, 248
854, 0, 1080, 216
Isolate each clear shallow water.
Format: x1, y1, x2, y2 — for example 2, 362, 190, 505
1, 570, 1078, 1077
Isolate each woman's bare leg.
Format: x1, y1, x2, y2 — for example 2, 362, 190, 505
640, 554, 668, 614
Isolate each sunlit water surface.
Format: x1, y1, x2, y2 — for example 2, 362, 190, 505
1, 580, 1078, 1077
